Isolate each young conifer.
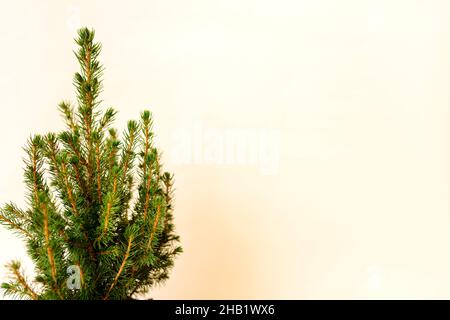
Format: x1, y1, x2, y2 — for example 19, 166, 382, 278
0, 28, 182, 300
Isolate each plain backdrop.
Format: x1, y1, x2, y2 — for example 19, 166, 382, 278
1, 0, 450, 299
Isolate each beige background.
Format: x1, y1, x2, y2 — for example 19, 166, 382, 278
1, 0, 450, 299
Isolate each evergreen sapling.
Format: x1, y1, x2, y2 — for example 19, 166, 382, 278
0, 28, 182, 300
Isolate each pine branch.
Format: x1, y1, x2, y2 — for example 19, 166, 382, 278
147, 204, 161, 251
121, 121, 138, 181
98, 108, 117, 132
58, 131, 88, 195
60, 158, 80, 217
41, 202, 57, 285
58, 101, 78, 134
0, 214, 32, 238
25, 136, 44, 206
94, 132, 103, 203
143, 163, 152, 222
0, 204, 32, 238
104, 236, 133, 300
2, 261, 38, 300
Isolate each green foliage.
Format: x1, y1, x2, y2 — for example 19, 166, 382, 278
0, 28, 182, 300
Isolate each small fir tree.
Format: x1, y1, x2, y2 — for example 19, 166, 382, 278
0, 28, 182, 300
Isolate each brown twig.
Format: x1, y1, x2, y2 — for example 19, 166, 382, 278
41, 203, 57, 284
10, 264, 38, 300
0, 214, 32, 238
104, 236, 133, 300
147, 204, 161, 251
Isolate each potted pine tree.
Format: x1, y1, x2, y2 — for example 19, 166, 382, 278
0, 28, 182, 300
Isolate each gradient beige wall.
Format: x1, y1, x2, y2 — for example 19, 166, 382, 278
1, 0, 450, 299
